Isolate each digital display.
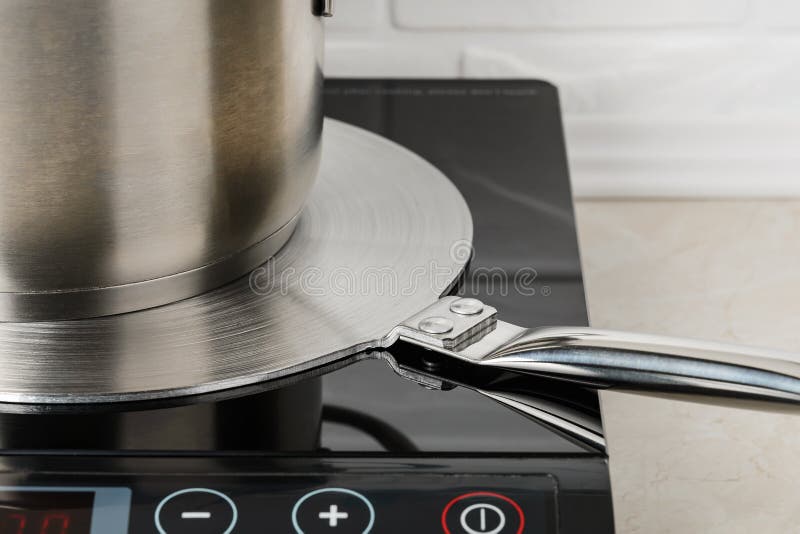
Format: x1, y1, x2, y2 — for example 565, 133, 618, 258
0, 491, 93, 534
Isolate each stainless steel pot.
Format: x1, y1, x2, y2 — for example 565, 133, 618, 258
0, 0, 330, 322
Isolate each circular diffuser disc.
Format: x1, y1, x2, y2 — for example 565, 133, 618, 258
0, 120, 473, 404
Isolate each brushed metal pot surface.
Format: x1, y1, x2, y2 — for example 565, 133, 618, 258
0, 0, 326, 322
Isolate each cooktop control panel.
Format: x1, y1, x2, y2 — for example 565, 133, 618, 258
0, 479, 552, 534
0, 455, 613, 534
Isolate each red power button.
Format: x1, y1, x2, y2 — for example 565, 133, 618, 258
441, 492, 525, 534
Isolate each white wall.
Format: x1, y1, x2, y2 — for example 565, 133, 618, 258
325, 1, 800, 197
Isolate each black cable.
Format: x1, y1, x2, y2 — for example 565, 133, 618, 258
322, 405, 418, 453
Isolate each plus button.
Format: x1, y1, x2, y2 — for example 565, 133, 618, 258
319, 504, 349, 527
292, 488, 374, 533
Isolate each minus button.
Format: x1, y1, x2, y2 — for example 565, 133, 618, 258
181, 511, 212, 519
155, 488, 237, 534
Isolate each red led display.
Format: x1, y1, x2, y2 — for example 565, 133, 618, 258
3, 513, 71, 534
0, 492, 92, 534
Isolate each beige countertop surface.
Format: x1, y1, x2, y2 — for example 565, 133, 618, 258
575, 200, 800, 534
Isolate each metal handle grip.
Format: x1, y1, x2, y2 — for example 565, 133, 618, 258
393, 298, 800, 406
475, 323, 800, 406
390, 297, 800, 451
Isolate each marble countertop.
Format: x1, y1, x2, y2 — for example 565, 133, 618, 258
575, 200, 800, 533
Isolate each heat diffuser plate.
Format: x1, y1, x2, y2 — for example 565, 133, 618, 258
0, 120, 472, 405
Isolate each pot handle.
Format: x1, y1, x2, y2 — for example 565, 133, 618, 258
314, 0, 334, 17
473, 323, 800, 406
393, 297, 800, 406
389, 297, 800, 450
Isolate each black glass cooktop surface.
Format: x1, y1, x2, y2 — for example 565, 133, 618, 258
0, 80, 590, 456
0, 79, 612, 534
320, 79, 588, 454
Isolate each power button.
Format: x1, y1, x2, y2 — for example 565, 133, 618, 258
441, 492, 524, 534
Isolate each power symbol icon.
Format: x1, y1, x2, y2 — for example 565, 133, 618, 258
441, 491, 524, 534
460, 503, 506, 534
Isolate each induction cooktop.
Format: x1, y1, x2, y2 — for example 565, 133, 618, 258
0, 80, 614, 534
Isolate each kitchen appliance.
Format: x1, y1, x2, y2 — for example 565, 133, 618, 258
3, 75, 800, 533
0, 79, 616, 533
0, 0, 327, 322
